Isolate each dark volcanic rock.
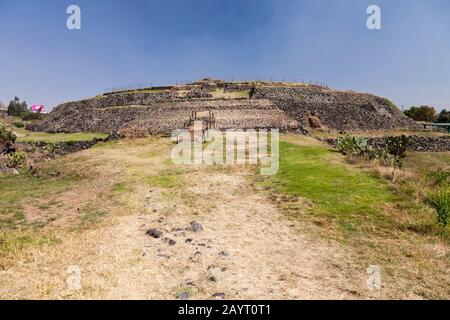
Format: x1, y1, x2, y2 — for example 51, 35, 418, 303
406, 136, 450, 152
253, 86, 419, 132
17, 140, 103, 156
186, 89, 213, 99
219, 251, 230, 257
146, 228, 163, 239
34, 81, 417, 135
186, 221, 203, 233
163, 238, 176, 246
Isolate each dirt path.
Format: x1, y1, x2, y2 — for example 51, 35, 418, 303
0, 172, 357, 299
103, 170, 355, 299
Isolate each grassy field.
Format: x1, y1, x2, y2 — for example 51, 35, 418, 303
0, 135, 449, 299
260, 139, 393, 234
256, 136, 450, 298
260, 137, 449, 237
0, 171, 78, 229
13, 127, 108, 143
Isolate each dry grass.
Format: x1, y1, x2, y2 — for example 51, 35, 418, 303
0, 135, 449, 299
0, 137, 354, 299
260, 136, 450, 299
210, 88, 250, 99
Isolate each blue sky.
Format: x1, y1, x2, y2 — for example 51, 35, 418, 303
0, 0, 449, 111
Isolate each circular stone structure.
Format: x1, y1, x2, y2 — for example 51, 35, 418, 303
32, 79, 418, 136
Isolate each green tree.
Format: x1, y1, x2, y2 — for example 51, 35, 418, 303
436, 109, 450, 123
403, 105, 436, 122
7, 96, 28, 116
384, 135, 409, 182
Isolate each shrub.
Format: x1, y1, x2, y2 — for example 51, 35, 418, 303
20, 112, 46, 121
42, 143, 61, 154
13, 121, 25, 128
0, 124, 16, 142
383, 135, 409, 181
427, 189, 450, 227
384, 135, 408, 161
0, 123, 17, 153
5, 152, 26, 168
335, 135, 409, 182
335, 135, 370, 157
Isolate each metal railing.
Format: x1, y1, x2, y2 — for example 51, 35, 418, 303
104, 83, 153, 94
174, 77, 329, 88
104, 77, 330, 94
421, 123, 450, 133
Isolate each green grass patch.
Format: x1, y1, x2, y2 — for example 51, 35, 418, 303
112, 182, 132, 194
79, 204, 108, 227
145, 173, 181, 188
231, 90, 251, 98
132, 89, 168, 94
0, 231, 60, 257
14, 128, 108, 143
211, 88, 250, 99
0, 171, 78, 229
427, 189, 450, 227
382, 98, 399, 111
427, 170, 450, 187
37, 199, 63, 211
262, 141, 393, 233
404, 152, 450, 172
